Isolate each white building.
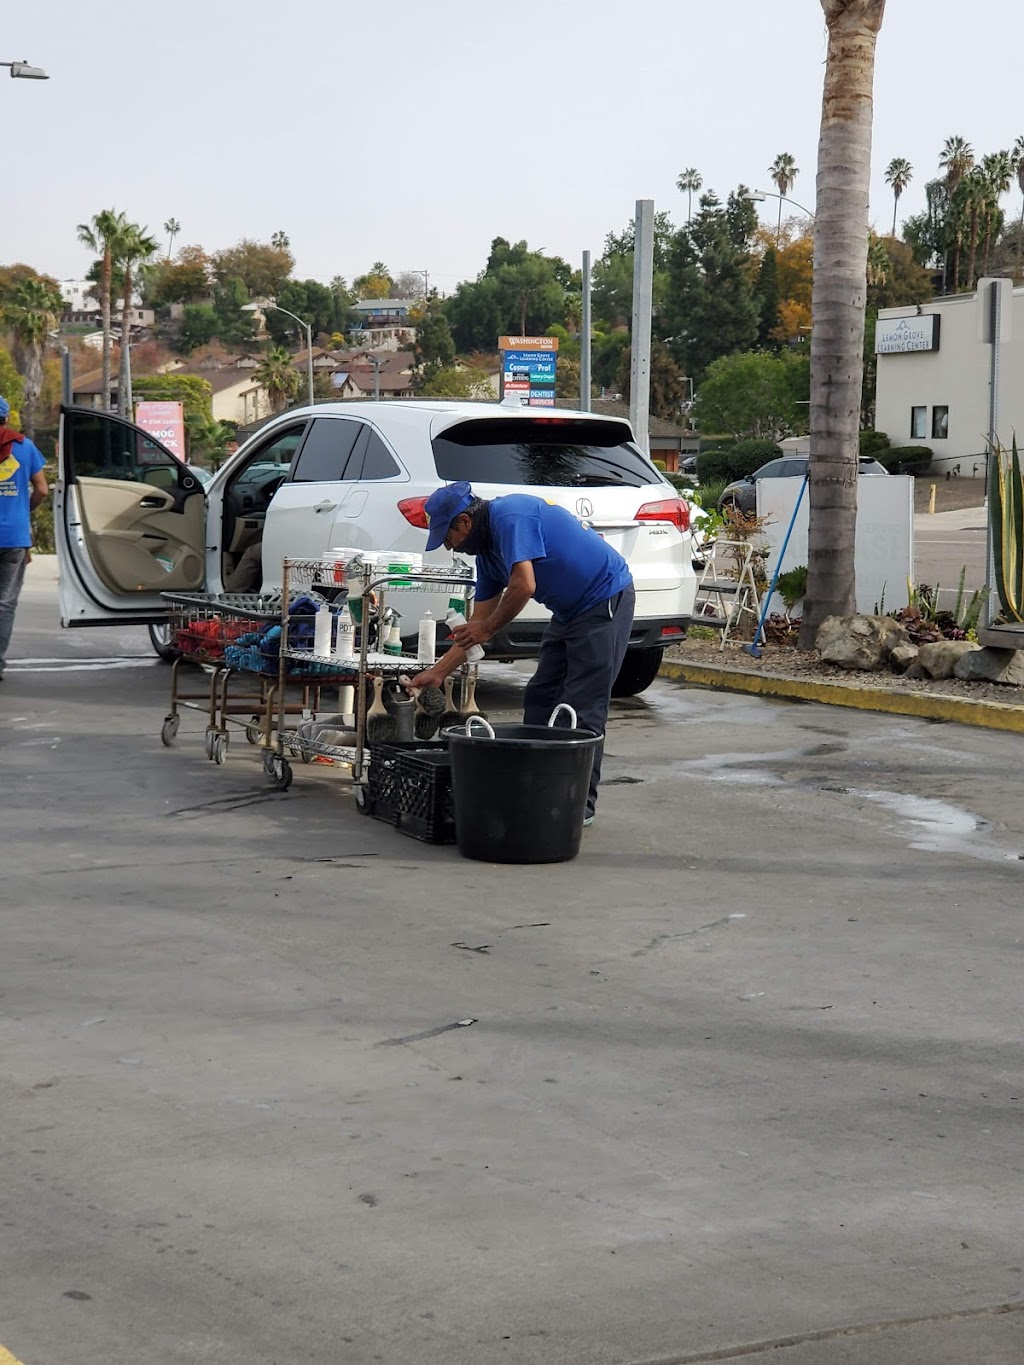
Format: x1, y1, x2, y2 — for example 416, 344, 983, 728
875, 277, 1019, 478
59, 279, 100, 314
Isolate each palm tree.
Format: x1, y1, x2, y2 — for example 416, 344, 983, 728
271, 230, 290, 250
979, 152, 1010, 279
1013, 136, 1024, 272
76, 208, 126, 411
769, 152, 799, 242
962, 168, 990, 291
939, 135, 974, 193
884, 157, 913, 236
799, 0, 886, 649
255, 346, 300, 414
163, 217, 181, 260
676, 167, 703, 223
115, 223, 160, 416
2, 277, 64, 439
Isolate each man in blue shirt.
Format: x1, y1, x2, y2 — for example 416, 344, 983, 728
411, 480, 635, 823
0, 395, 49, 680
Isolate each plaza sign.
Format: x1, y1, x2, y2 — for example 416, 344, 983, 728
498, 334, 558, 407
875, 315, 940, 355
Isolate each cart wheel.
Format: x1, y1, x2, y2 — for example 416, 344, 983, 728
213, 734, 228, 765
354, 784, 370, 814
160, 714, 180, 747
299, 745, 313, 764
270, 756, 293, 790
262, 750, 277, 775
245, 720, 261, 745
204, 730, 216, 760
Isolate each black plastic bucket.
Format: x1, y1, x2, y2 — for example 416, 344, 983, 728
445, 714, 601, 864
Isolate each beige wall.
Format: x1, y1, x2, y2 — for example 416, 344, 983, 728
875, 280, 1020, 476
211, 379, 271, 425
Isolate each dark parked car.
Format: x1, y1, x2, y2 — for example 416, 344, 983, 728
717, 454, 888, 514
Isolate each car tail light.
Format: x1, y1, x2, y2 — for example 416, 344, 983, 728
660, 625, 684, 636
398, 496, 429, 529
635, 497, 690, 533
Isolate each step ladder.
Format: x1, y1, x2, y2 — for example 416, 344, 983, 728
692, 540, 762, 648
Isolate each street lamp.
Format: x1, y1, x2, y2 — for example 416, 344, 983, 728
745, 188, 816, 220
2, 60, 49, 80
243, 301, 314, 407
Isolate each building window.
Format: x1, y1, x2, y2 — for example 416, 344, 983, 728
911, 406, 927, 439
932, 405, 949, 440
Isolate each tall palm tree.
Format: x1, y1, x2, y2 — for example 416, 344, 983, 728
255, 346, 300, 414
939, 135, 974, 193
76, 208, 126, 411
799, 0, 886, 649
1013, 136, 1024, 272
676, 167, 703, 223
2, 277, 64, 439
884, 156, 912, 236
163, 217, 181, 260
115, 223, 160, 416
271, 230, 290, 250
962, 168, 990, 291
769, 152, 799, 242
979, 152, 1010, 279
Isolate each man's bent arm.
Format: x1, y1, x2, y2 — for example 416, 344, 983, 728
30, 469, 49, 511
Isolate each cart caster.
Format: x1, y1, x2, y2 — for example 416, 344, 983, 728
262, 750, 277, 775
269, 756, 293, 790
299, 745, 313, 764
212, 733, 228, 765
160, 714, 180, 747
204, 730, 216, 760
245, 720, 261, 745
354, 784, 370, 814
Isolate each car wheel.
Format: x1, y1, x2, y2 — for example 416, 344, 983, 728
611, 646, 664, 698
148, 622, 180, 664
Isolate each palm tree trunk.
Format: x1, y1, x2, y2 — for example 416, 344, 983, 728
119, 266, 135, 416
799, 0, 885, 649
100, 249, 112, 411
982, 214, 993, 277
966, 207, 979, 289
952, 238, 961, 292
776, 196, 783, 245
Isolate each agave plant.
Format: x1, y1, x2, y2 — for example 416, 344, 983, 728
989, 437, 1024, 622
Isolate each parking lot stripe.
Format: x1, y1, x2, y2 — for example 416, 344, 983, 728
0, 1346, 27, 1365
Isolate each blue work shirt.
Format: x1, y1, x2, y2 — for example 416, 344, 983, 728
474, 494, 632, 622
0, 433, 45, 548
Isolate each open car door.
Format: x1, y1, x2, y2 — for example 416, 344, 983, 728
56, 406, 207, 627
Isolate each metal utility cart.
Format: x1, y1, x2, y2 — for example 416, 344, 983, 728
265, 555, 475, 793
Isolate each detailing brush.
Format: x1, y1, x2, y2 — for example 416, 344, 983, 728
365, 675, 398, 744
437, 676, 462, 733
458, 674, 487, 722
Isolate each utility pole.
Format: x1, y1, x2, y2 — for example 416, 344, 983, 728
580, 250, 592, 412
629, 199, 655, 454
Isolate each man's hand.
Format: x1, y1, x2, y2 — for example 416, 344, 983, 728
407, 666, 446, 691
451, 618, 493, 649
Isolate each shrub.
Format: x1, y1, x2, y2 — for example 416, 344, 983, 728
859, 429, 891, 455
699, 434, 737, 452
877, 444, 932, 474
696, 439, 781, 484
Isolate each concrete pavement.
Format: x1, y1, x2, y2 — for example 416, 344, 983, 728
2, 583, 1024, 1364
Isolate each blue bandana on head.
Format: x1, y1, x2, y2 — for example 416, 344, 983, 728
0, 396, 10, 421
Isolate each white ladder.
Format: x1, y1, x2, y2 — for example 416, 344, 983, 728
693, 540, 763, 648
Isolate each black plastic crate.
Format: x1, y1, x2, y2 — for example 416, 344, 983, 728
367, 740, 455, 844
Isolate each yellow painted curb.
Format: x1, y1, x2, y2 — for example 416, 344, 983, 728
659, 659, 1024, 734
0, 1347, 27, 1365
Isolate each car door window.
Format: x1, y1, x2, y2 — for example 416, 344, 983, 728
781, 460, 807, 477
65, 408, 195, 495
352, 429, 402, 481
754, 460, 783, 480
290, 418, 362, 482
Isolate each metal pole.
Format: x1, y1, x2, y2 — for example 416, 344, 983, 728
61, 347, 72, 406
629, 199, 654, 454
985, 280, 1002, 627
580, 250, 592, 412
305, 322, 314, 407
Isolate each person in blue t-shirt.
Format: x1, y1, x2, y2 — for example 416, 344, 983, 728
0, 395, 49, 680
410, 480, 635, 824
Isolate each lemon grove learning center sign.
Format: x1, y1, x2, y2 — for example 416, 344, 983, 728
875, 315, 940, 355
498, 335, 558, 407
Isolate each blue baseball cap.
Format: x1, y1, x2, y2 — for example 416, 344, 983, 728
0, 396, 9, 421
424, 480, 474, 551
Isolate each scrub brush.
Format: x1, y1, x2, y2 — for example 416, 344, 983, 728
458, 674, 487, 722
365, 675, 398, 743
437, 676, 462, 733
400, 674, 445, 739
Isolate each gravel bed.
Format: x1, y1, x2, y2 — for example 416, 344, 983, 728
664, 637, 1024, 710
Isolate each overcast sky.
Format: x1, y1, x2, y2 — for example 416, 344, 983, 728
6, 1, 1022, 291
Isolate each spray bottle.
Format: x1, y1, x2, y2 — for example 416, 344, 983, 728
383, 609, 403, 656
313, 595, 332, 659
417, 609, 436, 665
445, 597, 485, 663
333, 600, 355, 661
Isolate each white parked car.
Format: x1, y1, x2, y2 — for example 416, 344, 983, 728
55, 400, 698, 696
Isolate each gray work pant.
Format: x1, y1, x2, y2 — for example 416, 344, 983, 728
0, 548, 28, 675
523, 584, 635, 817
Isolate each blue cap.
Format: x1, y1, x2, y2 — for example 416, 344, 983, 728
424, 480, 474, 551
0, 396, 9, 421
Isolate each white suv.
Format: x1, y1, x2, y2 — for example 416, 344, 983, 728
56, 400, 697, 696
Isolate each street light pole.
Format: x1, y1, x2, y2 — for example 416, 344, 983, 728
249, 302, 314, 407
368, 354, 384, 401
745, 188, 816, 220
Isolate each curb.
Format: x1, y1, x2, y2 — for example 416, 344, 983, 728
658, 659, 1024, 734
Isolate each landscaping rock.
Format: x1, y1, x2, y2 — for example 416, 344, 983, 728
953, 647, 1024, 686
816, 615, 911, 671
917, 640, 981, 680
889, 643, 920, 674
903, 661, 927, 680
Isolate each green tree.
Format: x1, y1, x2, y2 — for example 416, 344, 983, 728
754, 247, 781, 348
443, 241, 567, 351
414, 311, 456, 371
133, 373, 214, 457
769, 152, 800, 242
2, 276, 63, 437
77, 208, 126, 411
255, 345, 300, 413
614, 340, 686, 422
418, 366, 493, 400
353, 262, 392, 298
692, 351, 806, 440
0, 342, 25, 418
676, 167, 702, 223
212, 276, 257, 348
177, 303, 219, 354
115, 221, 160, 413
800, 0, 885, 648
151, 245, 211, 306
210, 239, 294, 298
884, 157, 913, 236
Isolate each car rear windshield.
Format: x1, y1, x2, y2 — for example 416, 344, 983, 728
431, 417, 661, 488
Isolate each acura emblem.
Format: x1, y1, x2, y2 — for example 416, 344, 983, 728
576, 497, 594, 518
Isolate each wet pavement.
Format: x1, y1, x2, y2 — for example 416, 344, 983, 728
2, 576, 1024, 1364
